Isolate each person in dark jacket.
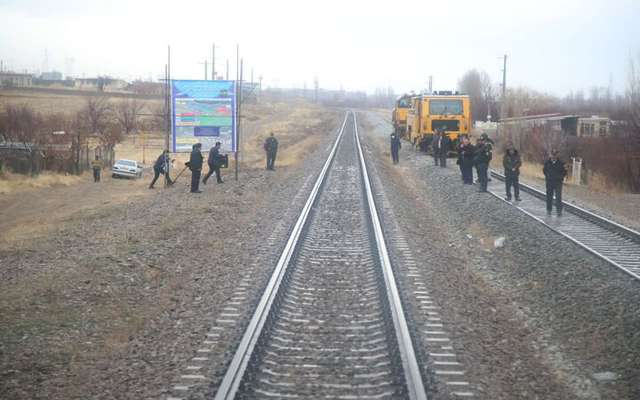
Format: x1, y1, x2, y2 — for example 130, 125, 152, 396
457, 136, 475, 184
436, 130, 450, 167
543, 149, 567, 216
189, 143, 203, 193
264, 132, 279, 170
390, 132, 401, 164
149, 150, 173, 189
419, 136, 431, 153
503, 144, 522, 201
431, 131, 441, 166
203, 142, 224, 184
474, 135, 492, 192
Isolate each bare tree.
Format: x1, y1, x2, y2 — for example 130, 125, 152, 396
504, 87, 558, 117
2, 104, 45, 175
458, 69, 497, 122
150, 103, 169, 132
84, 96, 112, 134
115, 98, 145, 135
622, 53, 640, 191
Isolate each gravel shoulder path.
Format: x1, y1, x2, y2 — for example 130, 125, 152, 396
359, 111, 640, 400
0, 111, 341, 400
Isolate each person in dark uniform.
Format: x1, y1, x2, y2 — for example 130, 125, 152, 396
149, 150, 173, 189
503, 144, 522, 201
91, 155, 102, 182
419, 136, 430, 153
431, 130, 441, 166
189, 143, 203, 193
474, 135, 492, 192
437, 130, 450, 168
390, 132, 401, 164
264, 132, 279, 170
543, 149, 567, 216
203, 142, 224, 184
457, 136, 475, 184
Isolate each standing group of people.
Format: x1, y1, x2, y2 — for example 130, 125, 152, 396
389, 129, 567, 216
453, 133, 494, 191
458, 134, 567, 215
187, 141, 225, 193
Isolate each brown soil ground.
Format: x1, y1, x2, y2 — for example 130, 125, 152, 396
0, 100, 341, 399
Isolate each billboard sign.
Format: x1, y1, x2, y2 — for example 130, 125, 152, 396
171, 80, 236, 153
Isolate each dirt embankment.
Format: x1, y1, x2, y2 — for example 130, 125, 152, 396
0, 102, 341, 399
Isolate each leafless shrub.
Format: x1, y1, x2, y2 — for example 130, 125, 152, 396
458, 69, 498, 122
114, 99, 145, 135
83, 96, 112, 134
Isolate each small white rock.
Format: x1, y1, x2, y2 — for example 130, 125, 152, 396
592, 372, 617, 382
494, 237, 506, 248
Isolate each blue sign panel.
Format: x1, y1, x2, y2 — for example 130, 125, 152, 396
171, 80, 236, 153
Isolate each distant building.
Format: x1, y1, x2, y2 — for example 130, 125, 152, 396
75, 77, 128, 91
40, 71, 63, 80
576, 116, 610, 137
128, 80, 164, 96
499, 114, 611, 137
0, 72, 33, 88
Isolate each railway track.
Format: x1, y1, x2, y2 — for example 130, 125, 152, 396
488, 171, 640, 281
213, 111, 427, 399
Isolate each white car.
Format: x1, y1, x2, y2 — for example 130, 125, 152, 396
112, 159, 143, 179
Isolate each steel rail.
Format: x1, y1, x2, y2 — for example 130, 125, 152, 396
213, 112, 350, 400
489, 170, 640, 281
354, 111, 428, 400
490, 170, 640, 243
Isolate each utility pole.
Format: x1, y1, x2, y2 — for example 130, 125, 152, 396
235, 44, 240, 181
212, 43, 215, 80
501, 54, 507, 121
314, 76, 319, 103
428, 75, 433, 94
198, 60, 208, 80
226, 59, 229, 80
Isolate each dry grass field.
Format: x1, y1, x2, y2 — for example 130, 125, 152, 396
1, 89, 337, 193
0, 88, 163, 116
0, 89, 340, 242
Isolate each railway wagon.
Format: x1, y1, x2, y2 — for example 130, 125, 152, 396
391, 94, 412, 138
406, 92, 471, 153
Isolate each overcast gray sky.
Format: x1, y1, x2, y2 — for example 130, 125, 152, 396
1, 0, 639, 96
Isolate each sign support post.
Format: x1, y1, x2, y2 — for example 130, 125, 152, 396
235, 45, 241, 181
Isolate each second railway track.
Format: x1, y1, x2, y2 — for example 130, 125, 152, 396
213, 111, 427, 399
488, 171, 640, 281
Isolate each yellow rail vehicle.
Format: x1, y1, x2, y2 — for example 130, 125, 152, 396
406, 92, 471, 151
392, 94, 412, 138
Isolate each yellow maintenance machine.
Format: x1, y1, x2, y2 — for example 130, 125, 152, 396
406, 91, 471, 153
391, 94, 412, 138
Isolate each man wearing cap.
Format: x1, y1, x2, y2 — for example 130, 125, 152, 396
390, 132, 401, 164
473, 134, 492, 192
543, 149, 567, 216
431, 130, 441, 166
203, 141, 224, 184
457, 136, 475, 184
149, 150, 173, 189
503, 144, 522, 201
436, 129, 450, 168
189, 143, 203, 193
264, 132, 279, 170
